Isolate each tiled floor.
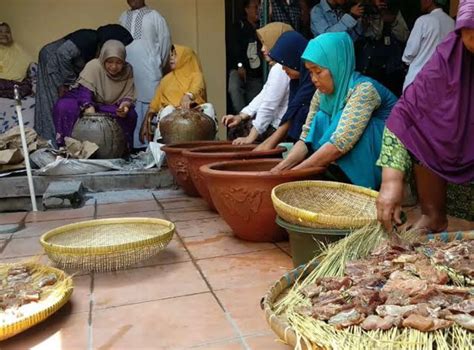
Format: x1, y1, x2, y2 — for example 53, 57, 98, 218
0, 190, 294, 350
0, 189, 473, 350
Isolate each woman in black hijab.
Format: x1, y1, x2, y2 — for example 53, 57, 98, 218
97, 24, 133, 50
35, 25, 133, 144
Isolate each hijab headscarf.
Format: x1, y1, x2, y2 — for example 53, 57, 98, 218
269, 31, 307, 71
301, 32, 355, 118
256, 22, 293, 51
97, 24, 133, 50
64, 29, 98, 63
386, 0, 474, 184
269, 31, 316, 140
77, 40, 135, 104
150, 45, 206, 110
0, 23, 32, 81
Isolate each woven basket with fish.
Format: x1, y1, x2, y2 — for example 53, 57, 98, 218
0, 261, 73, 341
262, 226, 474, 350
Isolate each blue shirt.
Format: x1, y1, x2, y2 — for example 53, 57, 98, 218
310, 0, 363, 41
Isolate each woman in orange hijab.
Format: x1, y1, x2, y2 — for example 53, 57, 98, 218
140, 45, 216, 142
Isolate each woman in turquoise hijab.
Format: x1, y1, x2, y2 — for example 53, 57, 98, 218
272, 32, 397, 190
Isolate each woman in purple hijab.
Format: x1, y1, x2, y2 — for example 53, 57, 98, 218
376, 0, 474, 234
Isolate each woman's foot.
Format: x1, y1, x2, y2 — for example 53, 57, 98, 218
409, 214, 448, 234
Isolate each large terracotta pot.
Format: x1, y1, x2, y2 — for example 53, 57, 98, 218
162, 141, 230, 196
201, 159, 323, 242
72, 113, 125, 159
159, 108, 216, 144
183, 145, 285, 210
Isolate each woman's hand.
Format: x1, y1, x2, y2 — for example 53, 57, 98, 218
180, 94, 194, 109
222, 114, 245, 128
84, 106, 96, 114
376, 168, 405, 233
233, 137, 252, 145
293, 143, 341, 171
270, 141, 308, 173
254, 141, 272, 152
140, 110, 156, 143
116, 101, 131, 118
254, 122, 290, 152
233, 127, 258, 145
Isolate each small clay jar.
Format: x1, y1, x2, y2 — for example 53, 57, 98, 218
159, 108, 216, 144
200, 159, 323, 242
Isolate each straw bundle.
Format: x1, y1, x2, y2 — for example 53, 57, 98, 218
0, 260, 73, 341
40, 218, 175, 272
266, 224, 473, 350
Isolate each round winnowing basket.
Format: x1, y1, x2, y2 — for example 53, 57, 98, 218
272, 181, 379, 229
0, 262, 73, 341
40, 218, 175, 272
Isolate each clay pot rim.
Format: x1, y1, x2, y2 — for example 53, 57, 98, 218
183, 145, 285, 159
200, 158, 324, 178
162, 141, 231, 154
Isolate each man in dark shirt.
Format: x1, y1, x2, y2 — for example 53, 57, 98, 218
228, 0, 264, 114
261, 0, 302, 32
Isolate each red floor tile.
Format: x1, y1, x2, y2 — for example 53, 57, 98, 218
13, 218, 89, 238
70, 274, 92, 314
215, 284, 271, 335
1, 236, 44, 259
0, 304, 89, 350
275, 241, 291, 256
0, 211, 27, 225
183, 233, 275, 260
196, 249, 293, 291
93, 262, 209, 309
191, 339, 244, 349
26, 206, 94, 223
0, 254, 49, 265
244, 333, 292, 349
97, 210, 166, 219
166, 209, 220, 223
158, 197, 210, 211
174, 217, 232, 238
152, 189, 187, 200
92, 293, 236, 349
96, 200, 160, 217
132, 236, 191, 267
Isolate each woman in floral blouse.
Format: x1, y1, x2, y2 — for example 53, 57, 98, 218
272, 32, 397, 190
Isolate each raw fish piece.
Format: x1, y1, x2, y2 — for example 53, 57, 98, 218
446, 314, 474, 331
328, 309, 365, 329
360, 315, 397, 331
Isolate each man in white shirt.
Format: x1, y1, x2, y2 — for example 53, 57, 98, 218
402, 0, 454, 91
119, 0, 171, 149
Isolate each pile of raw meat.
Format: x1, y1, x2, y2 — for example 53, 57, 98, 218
300, 240, 474, 332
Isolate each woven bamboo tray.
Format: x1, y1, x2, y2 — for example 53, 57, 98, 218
0, 262, 73, 341
261, 230, 474, 349
40, 218, 175, 272
272, 181, 379, 229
